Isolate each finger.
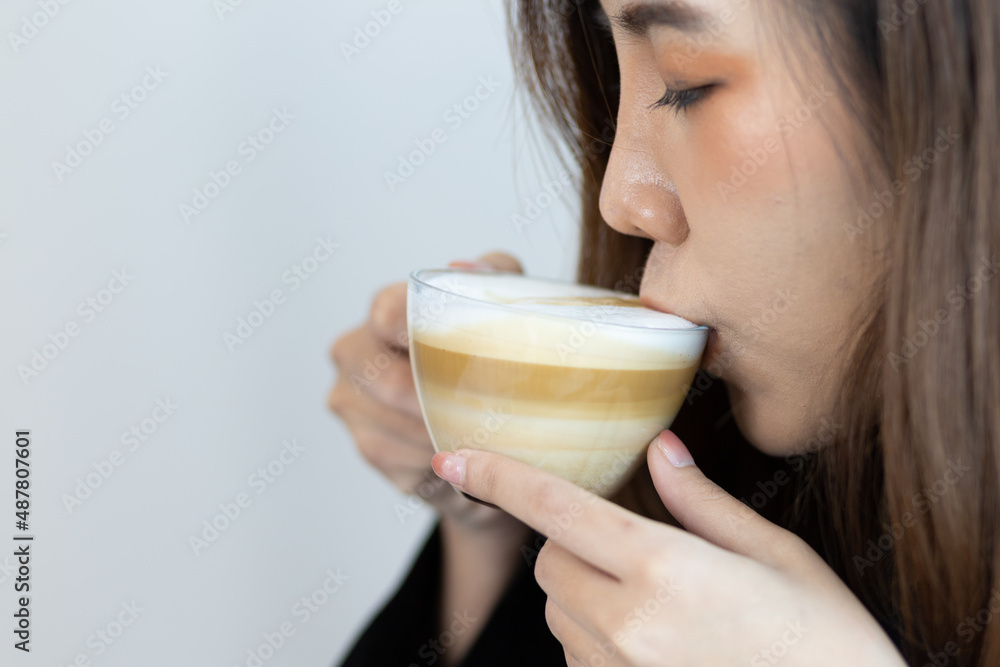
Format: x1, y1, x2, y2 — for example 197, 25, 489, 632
330, 327, 422, 420
431, 448, 662, 578
545, 599, 610, 667
351, 354, 421, 420
368, 363, 421, 420
347, 419, 429, 472
448, 252, 524, 274
475, 251, 523, 273
366, 256, 524, 343
367, 282, 409, 345
649, 430, 816, 569
535, 541, 621, 642
332, 405, 443, 498
327, 380, 430, 451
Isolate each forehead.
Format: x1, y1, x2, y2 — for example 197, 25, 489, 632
596, 0, 773, 56
597, 0, 754, 27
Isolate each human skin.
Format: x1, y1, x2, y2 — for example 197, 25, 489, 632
429, 0, 905, 664
594, 0, 884, 455
432, 434, 905, 666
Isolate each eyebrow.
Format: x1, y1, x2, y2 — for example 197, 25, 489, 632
610, 1, 712, 37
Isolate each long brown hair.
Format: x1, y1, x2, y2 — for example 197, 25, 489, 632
507, 0, 1000, 663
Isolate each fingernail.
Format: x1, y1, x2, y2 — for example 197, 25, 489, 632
657, 431, 695, 468
433, 452, 466, 486
448, 260, 491, 270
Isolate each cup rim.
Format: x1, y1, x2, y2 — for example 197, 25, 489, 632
408, 267, 710, 334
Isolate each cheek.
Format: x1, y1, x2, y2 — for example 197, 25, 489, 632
684, 80, 849, 226
671, 80, 865, 297
663, 86, 873, 450
661, 90, 808, 331
694, 87, 791, 209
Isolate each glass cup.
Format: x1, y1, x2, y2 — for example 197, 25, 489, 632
407, 268, 708, 498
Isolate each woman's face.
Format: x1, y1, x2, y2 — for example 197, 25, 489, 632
596, 0, 881, 455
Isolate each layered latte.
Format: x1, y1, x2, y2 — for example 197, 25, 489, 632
407, 270, 706, 497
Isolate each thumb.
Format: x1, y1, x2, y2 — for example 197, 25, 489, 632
448, 251, 524, 274
648, 430, 795, 566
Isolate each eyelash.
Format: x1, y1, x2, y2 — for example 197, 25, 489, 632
649, 85, 713, 113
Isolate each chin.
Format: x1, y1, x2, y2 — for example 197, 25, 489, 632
726, 384, 819, 457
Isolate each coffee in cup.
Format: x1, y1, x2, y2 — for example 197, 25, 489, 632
407, 269, 707, 497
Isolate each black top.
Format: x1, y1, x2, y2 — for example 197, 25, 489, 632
338, 522, 565, 666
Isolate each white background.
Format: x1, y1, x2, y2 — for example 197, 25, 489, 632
0, 0, 578, 665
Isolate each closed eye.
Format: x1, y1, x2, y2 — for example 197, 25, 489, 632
649, 84, 714, 113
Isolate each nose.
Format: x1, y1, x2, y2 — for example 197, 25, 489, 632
598, 94, 689, 247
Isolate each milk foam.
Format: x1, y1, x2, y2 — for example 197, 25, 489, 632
411, 271, 707, 368
428, 272, 699, 329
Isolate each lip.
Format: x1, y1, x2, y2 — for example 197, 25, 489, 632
638, 291, 705, 328
639, 290, 719, 369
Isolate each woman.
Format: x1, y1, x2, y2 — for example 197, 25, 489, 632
330, 0, 999, 664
